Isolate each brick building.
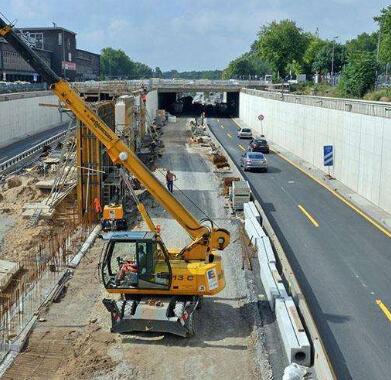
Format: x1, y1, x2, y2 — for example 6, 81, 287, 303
0, 26, 100, 82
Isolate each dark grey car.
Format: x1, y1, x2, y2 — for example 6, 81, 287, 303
240, 152, 268, 172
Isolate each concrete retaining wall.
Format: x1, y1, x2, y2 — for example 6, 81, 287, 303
239, 90, 391, 214
146, 90, 158, 120
0, 94, 62, 148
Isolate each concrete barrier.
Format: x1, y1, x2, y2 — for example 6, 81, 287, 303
276, 297, 311, 367
244, 216, 266, 244
256, 236, 276, 264
244, 201, 261, 223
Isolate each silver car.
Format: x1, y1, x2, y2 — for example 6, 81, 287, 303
237, 128, 253, 139
240, 152, 268, 172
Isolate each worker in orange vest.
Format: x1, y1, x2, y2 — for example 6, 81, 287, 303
93, 197, 102, 215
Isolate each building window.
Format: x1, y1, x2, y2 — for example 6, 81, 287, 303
58, 32, 62, 45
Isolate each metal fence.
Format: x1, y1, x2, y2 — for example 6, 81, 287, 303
242, 88, 391, 119
0, 224, 93, 362
0, 83, 47, 95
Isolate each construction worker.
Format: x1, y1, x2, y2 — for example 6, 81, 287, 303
93, 197, 102, 216
165, 170, 176, 193
116, 255, 138, 284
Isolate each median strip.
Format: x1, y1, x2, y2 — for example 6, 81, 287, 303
376, 299, 391, 322
298, 205, 319, 227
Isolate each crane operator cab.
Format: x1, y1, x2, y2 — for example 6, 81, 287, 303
100, 231, 202, 337
101, 231, 171, 291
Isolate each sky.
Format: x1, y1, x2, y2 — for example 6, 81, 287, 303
1, 0, 386, 71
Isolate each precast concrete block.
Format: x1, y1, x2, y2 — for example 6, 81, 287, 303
269, 262, 289, 300
244, 215, 266, 245
258, 236, 276, 264
276, 297, 311, 367
243, 201, 261, 223
259, 259, 280, 311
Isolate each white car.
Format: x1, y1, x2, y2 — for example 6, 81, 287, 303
237, 128, 253, 139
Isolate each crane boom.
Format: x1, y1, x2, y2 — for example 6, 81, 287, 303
0, 18, 229, 257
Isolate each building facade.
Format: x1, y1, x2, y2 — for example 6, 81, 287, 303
0, 26, 100, 82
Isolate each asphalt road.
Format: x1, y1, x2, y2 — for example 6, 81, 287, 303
0, 122, 68, 164
209, 118, 391, 380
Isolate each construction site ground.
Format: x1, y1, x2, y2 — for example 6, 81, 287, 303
3, 118, 283, 379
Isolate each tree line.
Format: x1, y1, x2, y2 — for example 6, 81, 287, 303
223, 5, 391, 98
100, 48, 222, 81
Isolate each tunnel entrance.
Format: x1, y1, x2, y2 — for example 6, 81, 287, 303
157, 91, 239, 118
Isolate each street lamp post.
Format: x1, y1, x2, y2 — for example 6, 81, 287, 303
331, 36, 338, 86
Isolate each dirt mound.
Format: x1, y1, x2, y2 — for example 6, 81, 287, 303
7, 176, 22, 189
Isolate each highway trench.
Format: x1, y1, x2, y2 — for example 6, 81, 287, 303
209, 117, 391, 380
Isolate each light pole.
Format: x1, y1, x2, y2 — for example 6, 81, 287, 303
331, 36, 338, 86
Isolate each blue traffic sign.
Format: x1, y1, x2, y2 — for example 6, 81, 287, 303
323, 145, 333, 166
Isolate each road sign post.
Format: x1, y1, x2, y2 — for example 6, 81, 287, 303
323, 145, 334, 177
258, 114, 264, 135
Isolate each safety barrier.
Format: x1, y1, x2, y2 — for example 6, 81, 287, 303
0, 129, 69, 176
276, 297, 311, 367
244, 201, 310, 364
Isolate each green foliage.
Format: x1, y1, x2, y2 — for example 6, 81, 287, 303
311, 42, 346, 74
285, 60, 302, 76
255, 19, 308, 76
346, 32, 378, 55
100, 47, 152, 79
154, 67, 163, 78
303, 36, 325, 73
363, 87, 391, 102
162, 70, 222, 80
374, 5, 391, 64
222, 52, 271, 79
339, 52, 378, 97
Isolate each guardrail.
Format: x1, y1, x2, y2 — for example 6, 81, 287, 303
0, 129, 69, 176
242, 88, 391, 119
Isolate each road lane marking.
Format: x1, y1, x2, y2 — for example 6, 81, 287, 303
238, 144, 245, 151
376, 300, 391, 322
232, 118, 241, 130
220, 124, 225, 129
298, 205, 319, 227
273, 148, 391, 239
227, 133, 232, 139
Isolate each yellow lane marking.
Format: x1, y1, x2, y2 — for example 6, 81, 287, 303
233, 117, 391, 239
220, 124, 225, 129
227, 133, 232, 139
376, 300, 391, 322
238, 144, 245, 151
298, 205, 319, 227
232, 118, 241, 130
273, 148, 391, 239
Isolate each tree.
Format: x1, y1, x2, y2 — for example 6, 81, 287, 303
346, 32, 378, 55
339, 51, 378, 97
154, 67, 163, 78
222, 52, 271, 79
255, 20, 308, 77
374, 5, 391, 64
303, 35, 328, 74
285, 60, 302, 77
312, 42, 346, 75
100, 47, 153, 79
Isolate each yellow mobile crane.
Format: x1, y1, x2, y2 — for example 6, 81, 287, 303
0, 17, 230, 336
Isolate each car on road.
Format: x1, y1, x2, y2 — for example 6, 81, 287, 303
240, 152, 268, 172
237, 128, 253, 139
248, 138, 270, 153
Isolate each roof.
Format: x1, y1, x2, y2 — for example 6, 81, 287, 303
16, 27, 76, 35
101, 231, 156, 241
